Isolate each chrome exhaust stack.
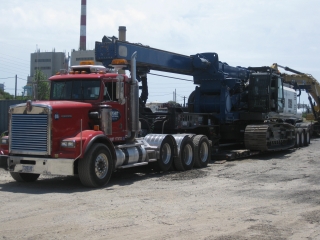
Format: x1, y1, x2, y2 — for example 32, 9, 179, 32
126, 51, 140, 143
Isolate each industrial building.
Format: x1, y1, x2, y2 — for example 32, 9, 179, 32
29, 51, 68, 79
24, 51, 68, 96
70, 49, 101, 66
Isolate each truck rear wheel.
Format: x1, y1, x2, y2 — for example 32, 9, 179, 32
193, 135, 210, 168
299, 131, 305, 147
294, 131, 300, 148
174, 137, 194, 171
156, 138, 174, 172
10, 172, 40, 182
304, 130, 310, 146
78, 143, 114, 188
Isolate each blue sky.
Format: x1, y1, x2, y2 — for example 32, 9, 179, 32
1, 0, 319, 106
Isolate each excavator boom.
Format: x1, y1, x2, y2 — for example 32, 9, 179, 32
272, 63, 320, 135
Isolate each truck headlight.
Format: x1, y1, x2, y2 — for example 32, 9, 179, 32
61, 140, 76, 148
1, 138, 8, 145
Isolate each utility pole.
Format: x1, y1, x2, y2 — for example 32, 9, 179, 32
183, 96, 186, 107
15, 74, 17, 99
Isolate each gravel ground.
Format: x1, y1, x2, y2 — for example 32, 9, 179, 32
0, 139, 320, 239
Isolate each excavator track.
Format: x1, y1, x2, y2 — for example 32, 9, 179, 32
244, 123, 295, 151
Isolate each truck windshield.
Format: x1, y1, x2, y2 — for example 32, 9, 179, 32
50, 79, 101, 100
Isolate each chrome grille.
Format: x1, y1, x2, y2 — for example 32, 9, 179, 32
10, 114, 49, 155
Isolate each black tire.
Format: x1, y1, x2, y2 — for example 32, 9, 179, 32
155, 137, 174, 172
78, 143, 114, 188
299, 131, 305, 147
174, 137, 194, 171
10, 172, 40, 182
304, 130, 310, 146
193, 135, 211, 168
294, 131, 300, 148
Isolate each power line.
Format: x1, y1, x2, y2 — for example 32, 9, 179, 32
0, 61, 29, 71
0, 77, 14, 80
0, 53, 29, 64
0, 56, 30, 69
0, 66, 29, 77
150, 93, 172, 97
149, 73, 193, 81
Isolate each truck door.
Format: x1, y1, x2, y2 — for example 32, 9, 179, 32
103, 80, 126, 141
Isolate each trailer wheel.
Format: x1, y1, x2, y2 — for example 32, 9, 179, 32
156, 138, 174, 172
299, 131, 305, 147
78, 143, 114, 188
193, 135, 210, 168
174, 137, 194, 171
304, 130, 310, 146
294, 131, 300, 148
10, 172, 40, 182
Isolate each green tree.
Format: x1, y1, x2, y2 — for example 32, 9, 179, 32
34, 70, 50, 100
0, 89, 14, 100
167, 101, 181, 108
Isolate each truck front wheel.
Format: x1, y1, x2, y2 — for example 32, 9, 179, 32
78, 143, 114, 188
10, 172, 40, 182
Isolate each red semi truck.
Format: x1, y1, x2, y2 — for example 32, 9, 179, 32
0, 53, 211, 187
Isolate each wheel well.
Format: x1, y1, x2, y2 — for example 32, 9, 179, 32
74, 137, 116, 175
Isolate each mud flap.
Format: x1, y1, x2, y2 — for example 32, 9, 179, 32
0, 156, 8, 170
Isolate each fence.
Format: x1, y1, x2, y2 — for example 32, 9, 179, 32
0, 100, 26, 134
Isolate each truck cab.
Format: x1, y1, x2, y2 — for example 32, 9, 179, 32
0, 63, 130, 182
50, 64, 128, 142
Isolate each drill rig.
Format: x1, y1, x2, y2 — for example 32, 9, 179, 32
95, 37, 309, 156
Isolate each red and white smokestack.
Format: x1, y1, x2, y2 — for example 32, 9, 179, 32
79, 0, 86, 50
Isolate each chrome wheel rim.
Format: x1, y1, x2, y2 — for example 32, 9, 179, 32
200, 142, 209, 163
95, 153, 109, 179
161, 143, 171, 164
183, 144, 193, 166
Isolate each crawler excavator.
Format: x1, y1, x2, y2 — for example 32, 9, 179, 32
271, 63, 320, 136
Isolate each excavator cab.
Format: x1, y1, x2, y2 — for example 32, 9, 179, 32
247, 67, 284, 114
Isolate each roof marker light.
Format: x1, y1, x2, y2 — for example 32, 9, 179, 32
80, 60, 94, 65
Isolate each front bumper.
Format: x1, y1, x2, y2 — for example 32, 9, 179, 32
7, 156, 75, 176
